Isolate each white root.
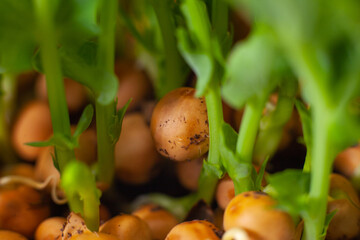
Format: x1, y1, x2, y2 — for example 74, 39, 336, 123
0, 175, 67, 204
222, 228, 251, 240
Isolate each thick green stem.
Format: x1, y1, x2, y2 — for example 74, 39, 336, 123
95, 103, 115, 184
303, 110, 334, 240
34, 0, 74, 172
0, 73, 17, 164
197, 82, 224, 203
236, 98, 266, 163
95, 0, 118, 185
233, 97, 266, 194
151, 0, 187, 98
291, 45, 334, 240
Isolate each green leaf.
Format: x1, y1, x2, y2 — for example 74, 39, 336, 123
109, 99, 131, 144
295, 100, 312, 171
202, 160, 223, 179
61, 160, 101, 231
220, 122, 254, 190
54, 0, 99, 47
265, 169, 310, 220
72, 104, 94, 139
222, 26, 281, 109
177, 28, 214, 96
51, 149, 60, 172
0, 0, 36, 73
320, 210, 337, 240
255, 156, 269, 191
26, 134, 77, 150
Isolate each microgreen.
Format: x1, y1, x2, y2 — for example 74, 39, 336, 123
119, 0, 189, 99
234, 0, 360, 238
61, 160, 101, 231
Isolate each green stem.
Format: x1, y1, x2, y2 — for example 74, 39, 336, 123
151, 0, 187, 98
197, 81, 224, 204
303, 110, 335, 240
291, 45, 334, 240
98, 0, 117, 72
95, 0, 118, 185
33, 0, 74, 172
0, 73, 17, 164
233, 97, 266, 194
211, 0, 228, 44
236, 98, 266, 163
95, 103, 115, 184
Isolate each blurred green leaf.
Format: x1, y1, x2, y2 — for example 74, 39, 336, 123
222, 26, 282, 109
109, 99, 131, 145
72, 104, 94, 139
320, 210, 337, 240
255, 156, 269, 191
266, 169, 310, 220
26, 134, 77, 150
295, 100, 312, 171
220, 122, 254, 188
55, 0, 99, 46
177, 28, 214, 96
0, 0, 36, 73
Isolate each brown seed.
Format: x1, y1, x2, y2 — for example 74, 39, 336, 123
151, 87, 209, 161
165, 220, 222, 240
132, 204, 178, 240
223, 191, 295, 240
0, 185, 50, 238
100, 214, 152, 240
0, 230, 28, 240
115, 113, 160, 184
35, 217, 66, 240
176, 157, 203, 191
12, 101, 52, 161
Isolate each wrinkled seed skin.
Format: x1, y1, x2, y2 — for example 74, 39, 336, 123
132, 204, 179, 240
165, 220, 221, 240
0, 230, 28, 240
151, 87, 209, 161
223, 191, 295, 240
100, 214, 152, 240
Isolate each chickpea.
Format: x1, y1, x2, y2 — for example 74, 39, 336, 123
132, 204, 178, 240
0, 185, 50, 238
11, 101, 52, 161
165, 220, 222, 240
151, 87, 209, 161
176, 157, 203, 191
223, 191, 295, 240
35, 217, 66, 240
99, 214, 152, 240
35, 75, 88, 113
334, 145, 360, 179
0, 230, 28, 240
115, 113, 160, 184
326, 174, 360, 240
114, 60, 152, 111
